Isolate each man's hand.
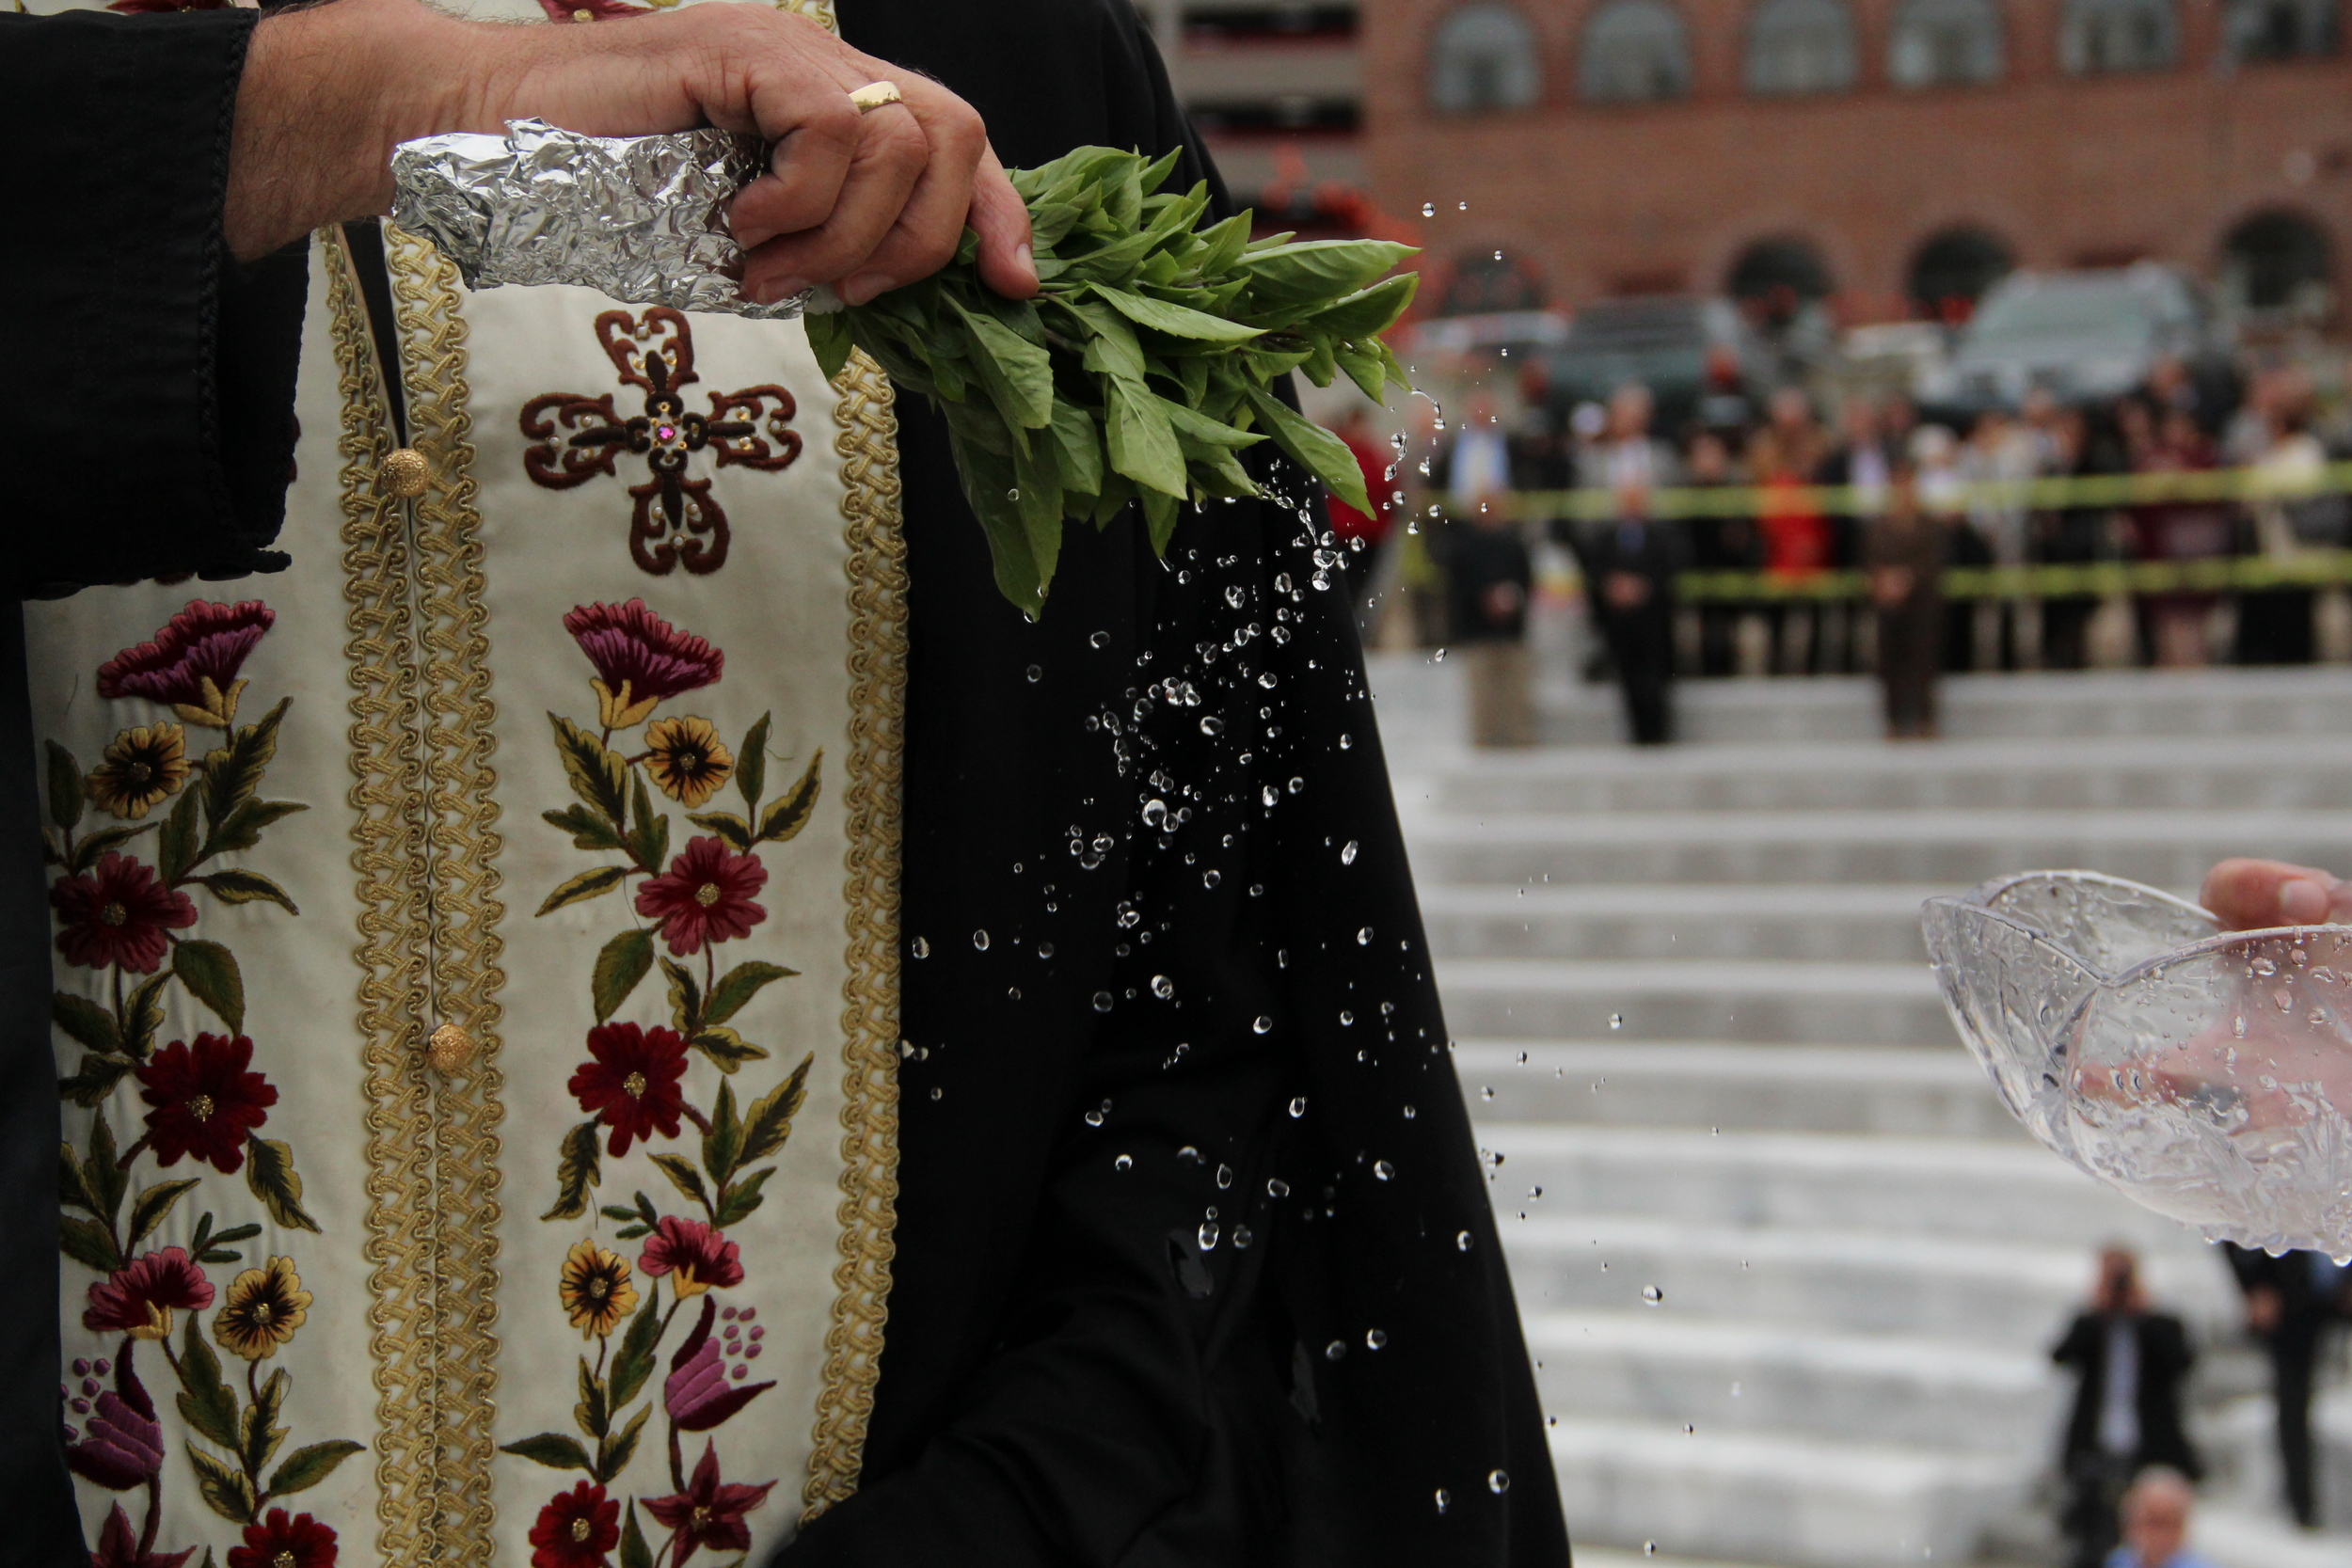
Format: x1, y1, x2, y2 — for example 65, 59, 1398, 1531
2201, 858, 2352, 931
226, 0, 1035, 309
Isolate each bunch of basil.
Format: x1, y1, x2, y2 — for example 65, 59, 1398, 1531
804, 145, 1418, 616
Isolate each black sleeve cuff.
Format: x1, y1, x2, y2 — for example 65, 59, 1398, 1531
0, 8, 304, 598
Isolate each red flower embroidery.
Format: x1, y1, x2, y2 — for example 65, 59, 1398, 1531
528, 1481, 620, 1568
642, 1441, 773, 1563
227, 1511, 337, 1568
563, 600, 723, 729
96, 600, 275, 727
83, 1248, 214, 1341
50, 852, 197, 974
634, 837, 767, 956
89, 1504, 196, 1568
567, 1022, 689, 1157
638, 1217, 743, 1299
135, 1034, 278, 1173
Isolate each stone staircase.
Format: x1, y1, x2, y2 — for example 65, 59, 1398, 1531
1370, 657, 2352, 1568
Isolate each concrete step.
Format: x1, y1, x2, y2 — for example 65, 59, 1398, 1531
1402, 808, 2352, 890
1480, 1124, 2205, 1249
1369, 657, 2352, 749
1497, 1214, 2239, 1344
1420, 736, 2352, 816
1456, 1041, 2026, 1138
1419, 884, 1938, 963
1437, 958, 1949, 1045
1545, 1414, 2026, 1568
1526, 1311, 2058, 1454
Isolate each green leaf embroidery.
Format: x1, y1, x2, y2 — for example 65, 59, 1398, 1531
85, 1109, 127, 1226
121, 972, 169, 1059
196, 1221, 262, 1266
545, 803, 628, 853
128, 1179, 203, 1248
176, 1316, 243, 1449
242, 1368, 290, 1478
265, 1439, 364, 1497
684, 812, 754, 852
608, 1293, 663, 1410
689, 1026, 767, 1073
199, 697, 290, 830
52, 991, 120, 1053
58, 1214, 123, 1274
56, 1143, 97, 1214
735, 713, 771, 811
543, 1118, 603, 1222
701, 1082, 743, 1188
702, 960, 796, 1028
187, 1444, 258, 1524
68, 822, 157, 875
243, 1134, 321, 1233
648, 1153, 710, 1212
738, 1053, 814, 1166
755, 751, 823, 845
660, 958, 704, 1037
591, 927, 657, 1023
550, 714, 630, 829
498, 1432, 595, 1473
45, 740, 85, 832
538, 865, 628, 918
199, 798, 307, 861
620, 1504, 654, 1568
712, 1165, 775, 1228
173, 940, 246, 1034
596, 1403, 651, 1484
626, 774, 669, 876
576, 1355, 610, 1441
195, 869, 299, 914
159, 784, 202, 884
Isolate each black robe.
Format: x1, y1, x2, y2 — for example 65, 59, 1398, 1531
0, 5, 1566, 1565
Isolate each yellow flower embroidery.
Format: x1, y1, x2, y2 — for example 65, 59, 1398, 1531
644, 716, 734, 809
559, 1239, 639, 1338
212, 1256, 312, 1361
86, 723, 189, 820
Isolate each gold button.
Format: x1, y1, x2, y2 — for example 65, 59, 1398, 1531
425, 1022, 475, 1073
378, 448, 430, 499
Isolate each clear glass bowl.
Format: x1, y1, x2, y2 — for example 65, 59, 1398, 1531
1923, 871, 2352, 1260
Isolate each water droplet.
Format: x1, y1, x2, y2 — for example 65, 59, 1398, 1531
1267, 1178, 1292, 1197
1152, 974, 1175, 999
1202, 869, 1221, 889
1084, 1107, 1105, 1127
1421, 201, 1436, 216
1259, 670, 1279, 688
910, 936, 930, 958
1327, 1339, 1346, 1361
2253, 956, 2278, 975
1340, 841, 1359, 865
1198, 1221, 1220, 1250
1263, 784, 1280, 807
1225, 585, 1245, 609
1288, 776, 1305, 795
972, 929, 990, 951
1487, 1469, 1510, 1495
1216, 1163, 1233, 1188
1232, 1224, 1252, 1248
1255, 1016, 1274, 1034
1178, 1145, 1201, 1163
1433, 1488, 1450, 1514
1200, 715, 1225, 736
1038, 941, 1055, 958
1025, 663, 1041, 683
1114, 1153, 1133, 1171
930, 1085, 944, 1101
1457, 1230, 1474, 1250
1358, 927, 1374, 944
1289, 1095, 1308, 1117
1007, 487, 1021, 501
1609, 1012, 1624, 1030
1456, 200, 1469, 210
1432, 647, 1446, 662
1339, 732, 1353, 749
1374, 1160, 1395, 1180
1089, 631, 1108, 649
1093, 991, 1114, 1013
1340, 1009, 1354, 1025
1366, 1327, 1388, 1349
1642, 1285, 1663, 1305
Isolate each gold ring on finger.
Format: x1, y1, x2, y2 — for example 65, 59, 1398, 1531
849, 81, 904, 114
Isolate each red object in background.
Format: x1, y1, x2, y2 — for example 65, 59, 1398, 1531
1327, 432, 1393, 546
1757, 476, 1830, 577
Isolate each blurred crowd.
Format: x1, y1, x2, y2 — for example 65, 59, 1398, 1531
1325, 355, 2352, 747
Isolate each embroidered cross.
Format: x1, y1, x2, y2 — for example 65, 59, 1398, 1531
519, 309, 803, 576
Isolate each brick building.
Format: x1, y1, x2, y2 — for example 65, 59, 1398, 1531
1356, 0, 2352, 321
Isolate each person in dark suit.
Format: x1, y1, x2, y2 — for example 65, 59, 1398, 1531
2222, 1242, 2350, 1527
2052, 1247, 2202, 1568
1573, 510, 1687, 746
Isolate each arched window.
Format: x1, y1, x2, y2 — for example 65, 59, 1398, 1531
1746, 0, 1859, 93
2062, 0, 2178, 68
1579, 0, 1693, 103
1431, 4, 1546, 112
1908, 226, 2015, 320
1888, 0, 2005, 86
2223, 211, 2333, 312
2225, 0, 2338, 58
1437, 249, 1548, 314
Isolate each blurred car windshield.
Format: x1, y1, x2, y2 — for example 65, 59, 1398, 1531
1963, 274, 2189, 351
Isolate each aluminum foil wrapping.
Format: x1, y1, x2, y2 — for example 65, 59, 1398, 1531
389, 118, 810, 320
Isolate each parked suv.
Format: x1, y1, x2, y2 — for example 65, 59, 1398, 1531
1914, 263, 2233, 417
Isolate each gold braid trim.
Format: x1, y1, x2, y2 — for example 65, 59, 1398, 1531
803, 347, 908, 1520
325, 226, 453, 1566
382, 221, 511, 1567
